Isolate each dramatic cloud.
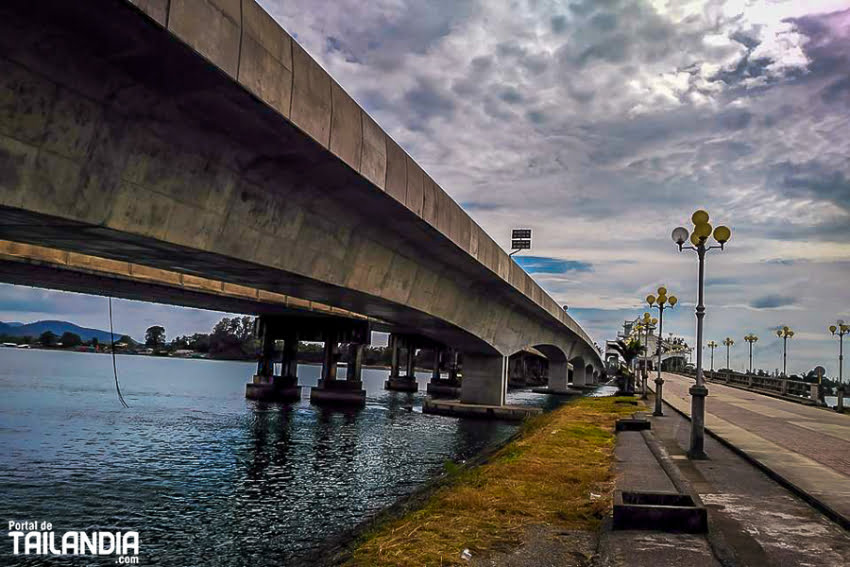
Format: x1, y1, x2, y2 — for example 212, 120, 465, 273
4, 0, 849, 376
254, 0, 850, 376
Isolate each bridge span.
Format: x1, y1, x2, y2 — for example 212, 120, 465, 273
0, 0, 604, 408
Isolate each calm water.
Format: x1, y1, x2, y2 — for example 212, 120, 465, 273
0, 349, 569, 565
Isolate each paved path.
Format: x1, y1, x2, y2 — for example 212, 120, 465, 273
658, 372, 850, 528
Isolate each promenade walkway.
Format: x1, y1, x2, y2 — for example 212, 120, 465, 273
659, 372, 850, 528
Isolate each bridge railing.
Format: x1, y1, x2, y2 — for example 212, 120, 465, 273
677, 368, 820, 404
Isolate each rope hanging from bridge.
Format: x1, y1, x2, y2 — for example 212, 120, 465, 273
108, 297, 129, 408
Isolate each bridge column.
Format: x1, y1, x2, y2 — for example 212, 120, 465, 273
246, 318, 300, 402
545, 361, 570, 393
281, 332, 299, 380
431, 349, 441, 381
385, 336, 419, 392
427, 348, 461, 398
572, 364, 587, 387
459, 354, 507, 406
310, 330, 366, 406
348, 343, 364, 384
257, 317, 274, 378
322, 330, 339, 382
448, 349, 460, 382
389, 334, 401, 379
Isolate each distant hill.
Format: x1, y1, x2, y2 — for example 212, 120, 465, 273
0, 320, 132, 343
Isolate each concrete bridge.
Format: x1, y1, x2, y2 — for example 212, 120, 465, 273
0, 0, 602, 410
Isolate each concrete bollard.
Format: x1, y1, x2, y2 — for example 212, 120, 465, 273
810, 383, 820, 403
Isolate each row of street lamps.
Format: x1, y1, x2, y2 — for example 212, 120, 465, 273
632, 209, 846, 459
626, 210, 729, 460
706, 321, 845, 382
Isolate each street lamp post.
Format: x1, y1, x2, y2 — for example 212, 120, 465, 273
647, 287, 677, 417
632, 322, 644, 391
776, 326, 794, 377
830, 321, 848, 412
723, 337, 735, 373
707, 340, 718, 379
636, 312, 657, 399
672, 209, 731, 460
744, 334, 758, 374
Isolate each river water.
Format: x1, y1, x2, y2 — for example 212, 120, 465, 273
0, 349, 570, 565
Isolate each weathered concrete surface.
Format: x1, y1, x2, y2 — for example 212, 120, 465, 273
0, 239, 379, 324
648, 386, 850, 567
0, 0, 602, 398
659, 372, 850, 530
422, 399, 542, 421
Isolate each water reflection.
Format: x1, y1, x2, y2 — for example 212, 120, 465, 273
0, 349, 580, 566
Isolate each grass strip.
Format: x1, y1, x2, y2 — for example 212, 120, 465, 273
347, 396, 638, 566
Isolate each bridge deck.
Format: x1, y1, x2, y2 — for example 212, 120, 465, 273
659, 372, 850, 528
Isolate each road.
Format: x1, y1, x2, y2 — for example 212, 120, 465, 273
659, 372, 850, 528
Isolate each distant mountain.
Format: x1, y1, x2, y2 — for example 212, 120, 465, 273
0, 320, 132, 343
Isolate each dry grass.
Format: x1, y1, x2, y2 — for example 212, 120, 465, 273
347, 396, 638, 566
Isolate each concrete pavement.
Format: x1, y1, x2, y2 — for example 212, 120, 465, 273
658, 372, 850, 530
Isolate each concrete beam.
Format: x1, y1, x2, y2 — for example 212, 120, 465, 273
0, 0, 603, 371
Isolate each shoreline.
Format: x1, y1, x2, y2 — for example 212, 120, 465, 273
302, 409, 537, 566
337, 395, 635, 566
306, 392, 625, 566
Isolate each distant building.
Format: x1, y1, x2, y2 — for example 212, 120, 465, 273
605, 317, 691, 372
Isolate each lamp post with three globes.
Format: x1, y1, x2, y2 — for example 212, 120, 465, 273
830, 321, 848, 412
776, 326, 794, 377
744, 334, 758, 374
635, 312, 657, 399
723, 337, 735, 372
706, 340, 718, 378
672, 209, 731, 460
647, 288, 677, 417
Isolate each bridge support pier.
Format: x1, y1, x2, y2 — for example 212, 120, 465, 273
458, 354, 507, 406
385, 335, 419, 392
246, 320, 300, 402
537, 360, 571, 394
310, 330, 367, 406
572, 364, 587, 388
424, 352, 541, 420
427, 348, 461, 397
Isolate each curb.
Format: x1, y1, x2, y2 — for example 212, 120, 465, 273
654, 392, 850, 531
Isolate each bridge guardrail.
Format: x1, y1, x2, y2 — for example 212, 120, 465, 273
677, 368, 821, 405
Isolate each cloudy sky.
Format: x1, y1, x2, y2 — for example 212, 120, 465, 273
3, 0, 849, 377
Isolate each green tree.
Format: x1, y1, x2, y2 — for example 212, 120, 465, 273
39, 330, 58, 347
209, 317, 257, 359
60, 332, 83, 348
609, 338, 644, 367
145, 326, 166, 348
89, 337, 99, 348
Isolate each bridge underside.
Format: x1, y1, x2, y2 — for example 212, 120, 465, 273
0, 0, 498, 354
0, 0, 603, 408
